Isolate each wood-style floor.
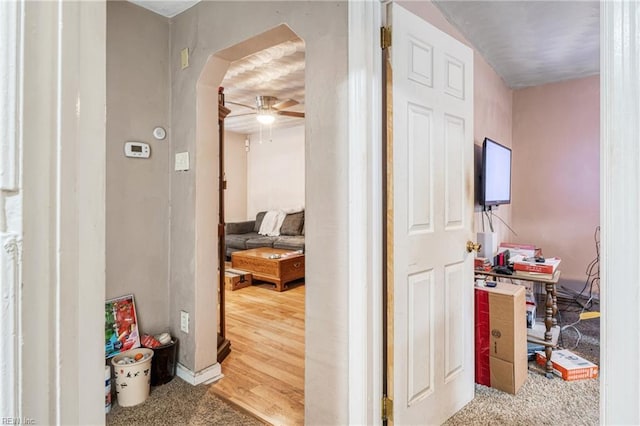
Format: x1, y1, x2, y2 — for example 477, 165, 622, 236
210, 279, 305, 426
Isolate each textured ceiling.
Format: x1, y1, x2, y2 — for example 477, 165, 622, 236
221, 39, 305, 135
128, 0, 200, 18
434, 1, 600, 89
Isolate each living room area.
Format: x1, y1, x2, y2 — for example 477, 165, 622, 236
212, 37, 307, 423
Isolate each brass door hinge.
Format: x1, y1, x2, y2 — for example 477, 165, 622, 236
381, 26, 392, 49
382, 395, 393, 422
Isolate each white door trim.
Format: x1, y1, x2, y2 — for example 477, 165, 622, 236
600, 2, 640, 424
20, 0, 106, 423
0, 0, 22, 417
347, 1, 383, 424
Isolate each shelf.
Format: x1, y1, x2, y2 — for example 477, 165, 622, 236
526, 323, 560, 347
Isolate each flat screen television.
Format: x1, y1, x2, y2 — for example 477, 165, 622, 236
481, 137, 512, 207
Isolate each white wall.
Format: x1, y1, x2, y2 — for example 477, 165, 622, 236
247, 125, 305, 218
224, 131, 248, 222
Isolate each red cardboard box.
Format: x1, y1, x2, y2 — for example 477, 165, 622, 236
535, 349, 599, 381
475, 283, 527, 394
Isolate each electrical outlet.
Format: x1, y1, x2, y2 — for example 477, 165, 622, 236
180, 310, 189, 333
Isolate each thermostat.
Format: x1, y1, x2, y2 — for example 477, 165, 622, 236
124, 142, 150, 158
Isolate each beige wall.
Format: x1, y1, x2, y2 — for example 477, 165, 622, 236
169, 2, 348, 422
399, 1, 514, 245
106, 2, 170, 333
247, 125, 305, 218
224, 131, 248, 222
512, 76, 600, 285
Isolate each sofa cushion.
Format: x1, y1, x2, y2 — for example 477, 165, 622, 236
246, 236, 277, 249
226, 232, 260, 250
253, 211, 267, 232
280, 211, 304, 236
225, 220, 255, 235
273, 236, 305, 252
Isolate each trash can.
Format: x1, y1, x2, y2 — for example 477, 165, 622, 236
150, 338, 178, 386
111, 348, 154, 407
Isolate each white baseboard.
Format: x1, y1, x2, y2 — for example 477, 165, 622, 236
176, 362, 223, 386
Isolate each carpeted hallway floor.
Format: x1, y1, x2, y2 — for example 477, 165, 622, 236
107, 293, 600, 425
106, 377, 265, 426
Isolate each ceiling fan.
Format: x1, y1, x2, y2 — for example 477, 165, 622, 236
226, 95, 305, 125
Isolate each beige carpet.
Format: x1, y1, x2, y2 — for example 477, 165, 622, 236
445, 362, 599, 425
106, 377, 264, 426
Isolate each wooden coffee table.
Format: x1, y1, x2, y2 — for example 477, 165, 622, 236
231, 247, 305, 292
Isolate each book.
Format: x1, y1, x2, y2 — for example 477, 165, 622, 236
105, 294, 141, 358
513, 257, 561, 275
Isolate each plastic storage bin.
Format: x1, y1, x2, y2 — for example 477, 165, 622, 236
151, 338, 178, 386
111, 348, 154, 407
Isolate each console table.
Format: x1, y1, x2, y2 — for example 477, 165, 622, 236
475, 269, 561, 378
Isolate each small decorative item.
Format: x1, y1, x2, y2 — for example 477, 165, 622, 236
105, 294, 141, 358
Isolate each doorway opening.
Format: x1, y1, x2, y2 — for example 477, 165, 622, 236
196, 25, 306, 425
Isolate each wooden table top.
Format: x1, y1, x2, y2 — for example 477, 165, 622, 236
475, 269, 561, 284
232, 247, 304, 261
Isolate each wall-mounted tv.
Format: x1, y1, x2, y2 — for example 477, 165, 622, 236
481, 137, 512, 207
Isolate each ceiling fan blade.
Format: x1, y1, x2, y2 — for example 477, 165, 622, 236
277, 111, 305, 118
226, 100, 255, 110
272, 99, 299, 110
227, 112, 256, 118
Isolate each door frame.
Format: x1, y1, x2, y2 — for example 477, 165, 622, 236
347, 1, 384, 425
349, 1, 638, 425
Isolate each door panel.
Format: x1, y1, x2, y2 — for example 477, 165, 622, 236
407, 104, 433, 233
388, 3, 475, 425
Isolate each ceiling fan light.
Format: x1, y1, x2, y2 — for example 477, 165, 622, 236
256, 112, 275, 125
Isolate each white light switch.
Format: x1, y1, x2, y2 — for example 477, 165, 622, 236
181, 48, 189, 69
175, 152, 190, 171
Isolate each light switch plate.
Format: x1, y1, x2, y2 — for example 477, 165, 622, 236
175, 152, 190, 171
181, 48, 189, 69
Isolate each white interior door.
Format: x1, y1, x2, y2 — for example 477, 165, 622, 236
389, 4, 475, 425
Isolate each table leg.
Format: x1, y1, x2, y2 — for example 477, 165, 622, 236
552, 283, 558, 327
544, 282, 554, 377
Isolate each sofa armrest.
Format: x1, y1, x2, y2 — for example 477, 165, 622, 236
225, 220, 256, 235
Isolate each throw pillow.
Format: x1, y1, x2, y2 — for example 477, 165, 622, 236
280, 211, 304, 236
253, 211, 267, 233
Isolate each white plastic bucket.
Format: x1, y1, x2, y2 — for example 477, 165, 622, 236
111, 348, 154, 407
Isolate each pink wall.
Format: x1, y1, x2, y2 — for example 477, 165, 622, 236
398, 1, 514, 242
512, 76, 600, 285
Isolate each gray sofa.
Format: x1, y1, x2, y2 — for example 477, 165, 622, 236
225, 211, 305, 258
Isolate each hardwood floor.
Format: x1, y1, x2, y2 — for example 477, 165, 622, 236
210, 279, 305, 426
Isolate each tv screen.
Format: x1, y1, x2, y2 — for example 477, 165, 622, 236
482, 137, 512, 207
